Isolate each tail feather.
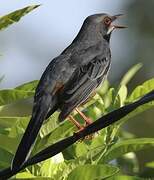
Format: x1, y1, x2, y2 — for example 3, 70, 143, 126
11, 111, 47, 171
11, 94, 54, 171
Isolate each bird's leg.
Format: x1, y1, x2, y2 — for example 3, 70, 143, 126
69, 115, 94, 141
68, 111, 96, 140
75, 108, 93, 126
68, 115, 84, 131
75, 108, 98, 140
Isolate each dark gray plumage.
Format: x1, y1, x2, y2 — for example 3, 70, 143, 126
11, 13, 125, 171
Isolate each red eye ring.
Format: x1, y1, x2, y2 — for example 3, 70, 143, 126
103, 17, 112, 26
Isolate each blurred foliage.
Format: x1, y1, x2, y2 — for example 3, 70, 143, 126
124, 0, 154, 79
0, 63, 153, 179
123, 0, 154, 172
0, 4, 154, 180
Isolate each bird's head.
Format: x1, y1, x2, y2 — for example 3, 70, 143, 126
85, 13, 126, 41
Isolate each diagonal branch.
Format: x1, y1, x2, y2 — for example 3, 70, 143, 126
0, 90, 154, 179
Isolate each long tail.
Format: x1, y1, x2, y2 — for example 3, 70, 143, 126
11, 94, 55, 171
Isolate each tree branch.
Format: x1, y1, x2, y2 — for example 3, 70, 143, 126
0, 90, 154, 179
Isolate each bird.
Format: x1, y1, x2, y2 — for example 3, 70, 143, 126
11, 13, 126, 171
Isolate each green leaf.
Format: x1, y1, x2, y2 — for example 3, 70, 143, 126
79, 93, 103, 112
27, 154, 76, 179
118, 85, 127, 106
45, 122, 73, 146
0, 5, 40, 31
0, 148, 13, 167
104, 88, 115, 109
63, 133, 106, 162
40, 153, 64, 178
67, 164, 119, 180
113, 63, 142, 109
0, 134, 19, 154
39, 112, 59, 138
117, 79, 154, 125
97, 79, 110, 96
16, 176, 53, 180
107, 175, 143, 180
0, 117, 29, 131
146, 161, 154, 168
34, 120, 73, 154
15, 172, 36, 178
0, 98, 33, 117
120, 63, 143, 86
0, 117, 19, 128
128, 78, 154, 102
8, 117, 29, 138
74, 143, 89, 158
15, 80, 38, 91
102, 138, 154, 163
0, 89, 34, 106
116, 78, 154, 125
0, 81, 37, 117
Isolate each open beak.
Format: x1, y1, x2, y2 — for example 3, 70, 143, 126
107, 14, 127, 34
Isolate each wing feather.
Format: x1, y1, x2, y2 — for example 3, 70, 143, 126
59, 57, 110, 120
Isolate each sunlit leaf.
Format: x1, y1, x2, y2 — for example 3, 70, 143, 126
0, 117, 18, 128
128, 78, 154, 102
74, 143, 89, 158
104, 88, 115, 109
107, 175, 143, 180
39, 112, 59, 138
115, 78, 154, 125
8, 117, 29, 138
0, 134, 20, 154
80, 93, 103, 112
97, 79, 110, 96
67, 164, 119, 180
16, 177, 53, 180
46, 121, 73, 144
40, 153, 64, 178
34, 121, 73, 154
118, 85, 127, 106
15, 172, 36, 178
63, 134, 106, 162
0, 5, 40, 31
0, 98, 33, 117
0, 89, 34, 106
146, 161, 154, 168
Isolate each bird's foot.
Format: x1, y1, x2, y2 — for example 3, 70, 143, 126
75, 108, 99, 140
68, 114, 97, 141
83, 120, 99, 140
75, 121, 97, 141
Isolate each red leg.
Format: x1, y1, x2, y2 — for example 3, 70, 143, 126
68, 112, 96, 141
68, 115, 84, 131
75, 108, 93, 125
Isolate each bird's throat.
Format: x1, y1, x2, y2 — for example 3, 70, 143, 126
103, 33, 111, 42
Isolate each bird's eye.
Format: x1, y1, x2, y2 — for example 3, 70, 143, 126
103, 17, 112, 26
